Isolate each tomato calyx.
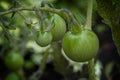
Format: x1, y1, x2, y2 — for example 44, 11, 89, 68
68, 19, 83, 34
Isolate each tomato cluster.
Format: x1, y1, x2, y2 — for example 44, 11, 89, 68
35, 14, 66, 47
34, 13, 99, 62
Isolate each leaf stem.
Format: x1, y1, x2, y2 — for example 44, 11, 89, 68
88, 59, 96, 80
85, 0, 93, 30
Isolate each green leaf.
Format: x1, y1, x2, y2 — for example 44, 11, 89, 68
96, 0, 120, 55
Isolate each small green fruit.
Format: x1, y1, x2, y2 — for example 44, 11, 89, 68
51, 14, 66, 41
5, 52, 24, 70
5, 72, 20, 80
35, 31, 52, 47
62, 29, 99, 62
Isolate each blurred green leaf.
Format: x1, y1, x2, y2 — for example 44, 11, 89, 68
105, 62, 114, 78
96, 0, 120, 55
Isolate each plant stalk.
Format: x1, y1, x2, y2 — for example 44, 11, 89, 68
88, 59, 96, 80
86, 0, 96, 80
85, 0, 93, 30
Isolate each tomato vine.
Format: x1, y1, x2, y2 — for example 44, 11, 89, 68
0, 0, 99, 80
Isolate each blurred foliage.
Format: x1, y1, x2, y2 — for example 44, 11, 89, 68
96, 0, 120, 55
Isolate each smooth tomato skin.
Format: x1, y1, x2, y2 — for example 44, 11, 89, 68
62, 29, 99, 62
35, 31, 52, 47
51, 14, 66, 41
5, 52, 24, 70
5, 72, 20, 80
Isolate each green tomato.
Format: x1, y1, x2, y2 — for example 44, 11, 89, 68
24, 60, 35, 70
51, 14, 66, 41
5, 72, 20, 80
35, 31, 52, 47
5, 52, 24, 70
62, 29, 99, 62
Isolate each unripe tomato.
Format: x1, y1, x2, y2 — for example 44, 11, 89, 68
62, 29, 99, 62
51, 14, 66, 41
35, 31, 52, 47
5, 52, 24, 70
5, 72, 20, 80
24, 60, 35, 70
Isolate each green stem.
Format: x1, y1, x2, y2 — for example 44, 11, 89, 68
0, 6, 78, 32
88, 59, 96, 80
86, 1, 96, 80
16, 11, 26, 20
0, 6, 69, 21
17, 69, 26, 80
29, 49, 50, 80
85, 0, 93, 30
0, 7, 32, 16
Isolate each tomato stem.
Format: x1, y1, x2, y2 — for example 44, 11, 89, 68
88, 59, 96, 80
86, 0, 96, 79
0, 6, 77, 27
17, 69, 26, 80
40, 13, 45, 32
85, 0, 93, 30
0, 7, 68, 21
29, 48, 50, 80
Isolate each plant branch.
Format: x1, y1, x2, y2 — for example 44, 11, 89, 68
86, 0, 96, 80
85, 0, 93, 30
88, 59, 96, 80
0, 6, 70, 21
0, 7, 31, 16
